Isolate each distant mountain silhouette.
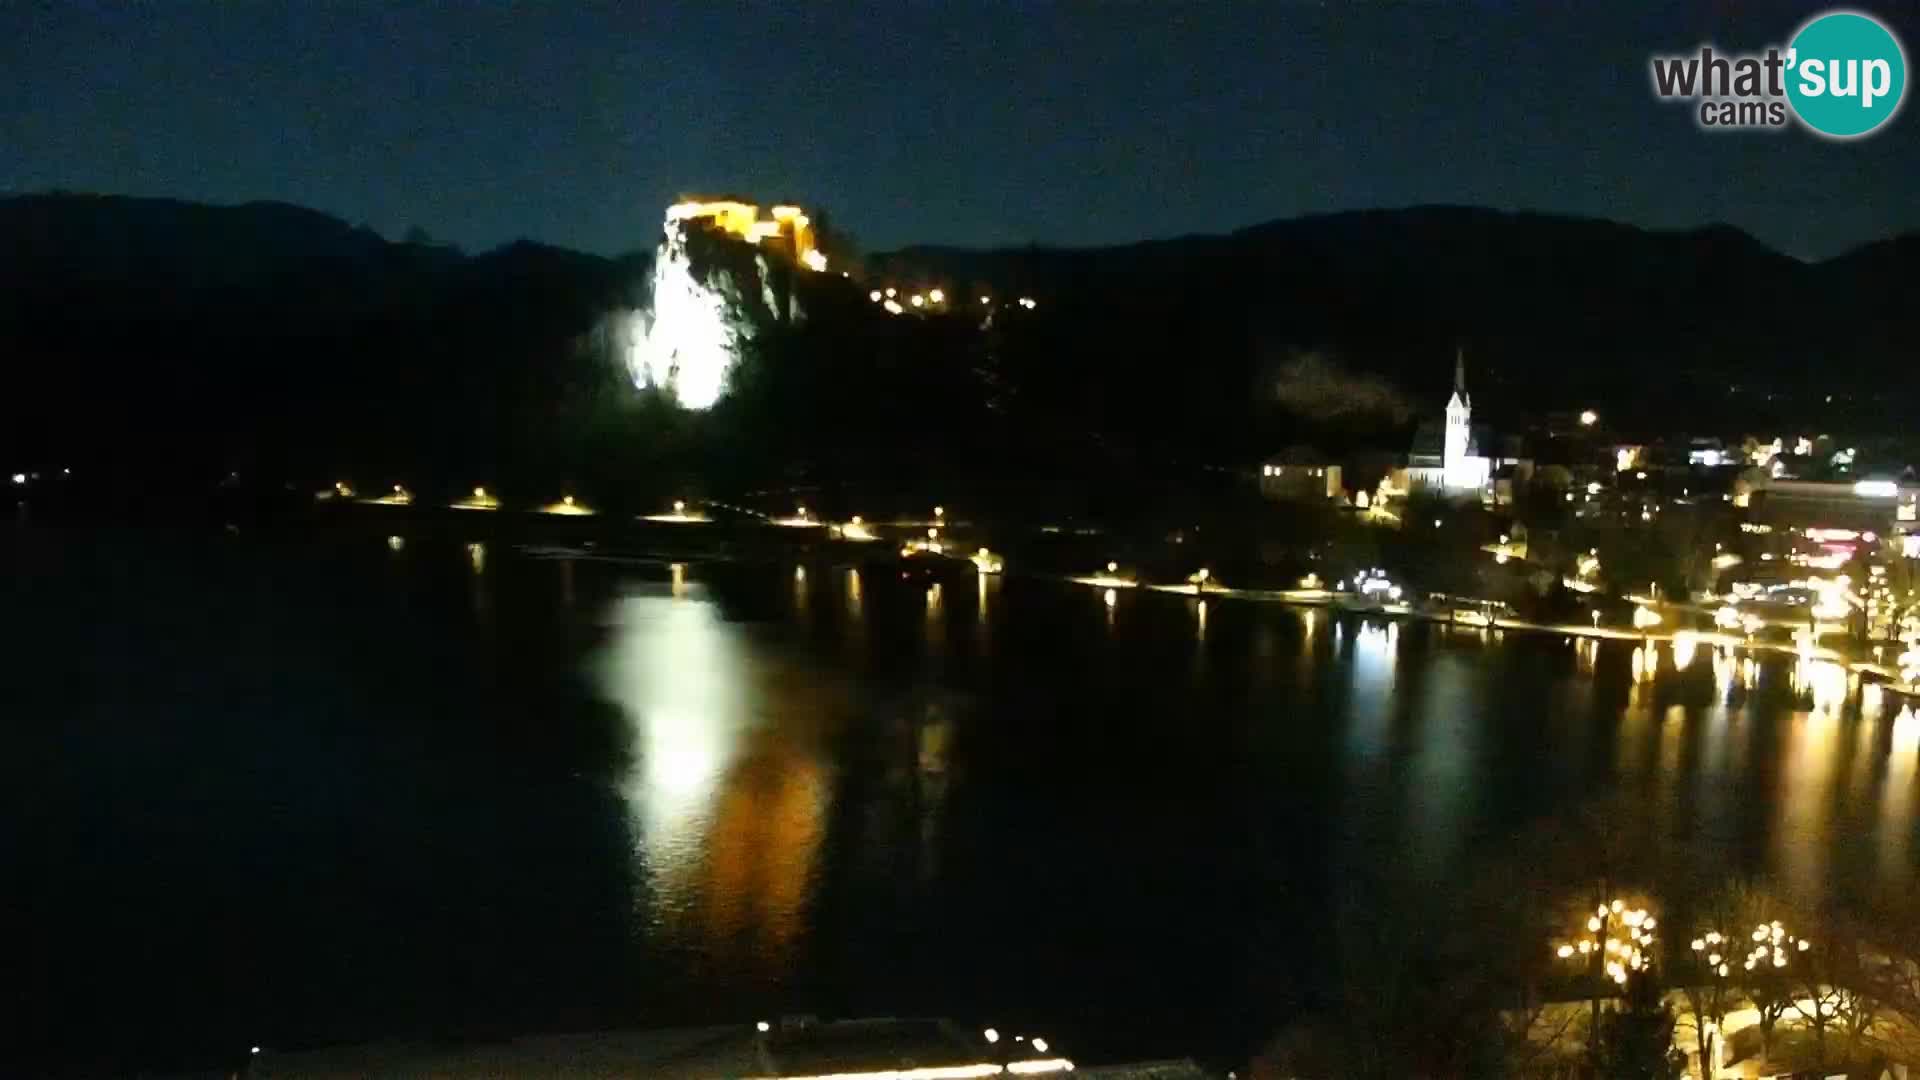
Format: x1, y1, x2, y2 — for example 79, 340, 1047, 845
871, 206, 1918, 445
0, 194, 641, 492
3, 195, 1915, 504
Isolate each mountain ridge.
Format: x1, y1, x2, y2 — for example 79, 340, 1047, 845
3, 192, 1915, 491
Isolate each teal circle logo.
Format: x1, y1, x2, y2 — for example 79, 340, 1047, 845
1786, 11, 1907, 138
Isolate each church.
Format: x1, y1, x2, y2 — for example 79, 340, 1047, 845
1407, 350, 1493, 495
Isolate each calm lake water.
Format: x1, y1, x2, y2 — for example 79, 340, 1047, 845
6, 526, 1917, 1074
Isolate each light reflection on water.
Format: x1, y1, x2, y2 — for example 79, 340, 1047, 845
576, 561, 1920, 1046
599, 584, 832, 977
1884, 707, 1920, 879
1774, 709, 1842, 897
1403, 650, 1478, 875
29, 529, 1920, 1080
1671, 633, 1697, 671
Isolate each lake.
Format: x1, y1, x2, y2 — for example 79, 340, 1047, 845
5, 525, 1915, 1074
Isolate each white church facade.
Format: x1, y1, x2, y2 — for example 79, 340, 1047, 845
1408, 350, 1493, 495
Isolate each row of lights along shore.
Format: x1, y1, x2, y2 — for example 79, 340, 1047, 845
744, 1021, 1071, 1079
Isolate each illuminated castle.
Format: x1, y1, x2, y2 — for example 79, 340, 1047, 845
628, 197, 830, 410
665, 198, 828, 273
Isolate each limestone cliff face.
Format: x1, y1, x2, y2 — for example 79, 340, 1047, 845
626, 210, 803, 409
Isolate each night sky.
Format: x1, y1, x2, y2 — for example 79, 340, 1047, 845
5, 2, 1916, 260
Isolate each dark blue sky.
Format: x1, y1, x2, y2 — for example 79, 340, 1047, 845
5, 2, 1915, 260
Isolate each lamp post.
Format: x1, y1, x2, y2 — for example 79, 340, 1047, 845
1553, 896, 1657, 1066
1684, 928, 1739, 1078
1739, 919, 1808, 1064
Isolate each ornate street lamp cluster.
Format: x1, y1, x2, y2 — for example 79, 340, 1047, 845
1691, 919, 1809, 974
1554, 898, 1657, 986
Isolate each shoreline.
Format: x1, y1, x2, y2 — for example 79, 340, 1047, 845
1062, 574, 1912, 690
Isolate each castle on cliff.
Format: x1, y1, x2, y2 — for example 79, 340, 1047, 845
667, 198, 828, 273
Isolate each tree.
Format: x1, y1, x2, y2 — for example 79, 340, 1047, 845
1676, 929, 1739, 1077
1595, 974, 1686, 1080
1683, 882, 1801, 1067
1785, 908, 1881, 1069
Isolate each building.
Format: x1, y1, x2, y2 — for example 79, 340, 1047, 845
1748, 476, 1920, 535
667, 197, 828, 272
1408, 350, 1493, 495
1259, 447, 1344, 501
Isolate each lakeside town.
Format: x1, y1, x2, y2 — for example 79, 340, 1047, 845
108, 333, 1907, 706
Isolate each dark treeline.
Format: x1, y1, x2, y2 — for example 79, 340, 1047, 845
0, 195, 647, 504
6, 195, 1920, 523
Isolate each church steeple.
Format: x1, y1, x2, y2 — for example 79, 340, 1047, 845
1448, 345, 1471, 413
1442, 346, 1473, 487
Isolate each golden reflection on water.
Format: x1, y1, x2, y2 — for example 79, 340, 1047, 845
1712, 646, 1735, 701
467, 542, 491, 619
917, 708, 953, 883
1771, 655, 1852, 896
1630, 645, 1655, 684
924, 582, 945, 654
592, 574, 1920, 972
1792, 657, 1848, 718
1575, 636, 1597, 676
1671, 633, 1697, 671
972, 572, 999, 656
600, 590, 834, 975
1654, 704, 1685, 813
1774, 707, 1842, 898
1883, 707, 1920, 880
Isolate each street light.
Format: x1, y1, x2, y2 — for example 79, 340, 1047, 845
1554, 897, 1658, 1060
